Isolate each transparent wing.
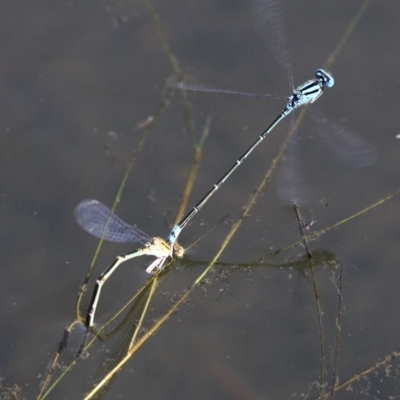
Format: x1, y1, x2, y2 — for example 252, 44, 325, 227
310, 108, 378, 167
168, 80, 285, 100
74, 199, 152, 245
253, 0, 294, 89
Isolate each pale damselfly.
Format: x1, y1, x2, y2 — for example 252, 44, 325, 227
74, 199, 183, 330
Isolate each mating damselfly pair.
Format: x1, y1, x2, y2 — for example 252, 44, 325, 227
74, 0, 376, 334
